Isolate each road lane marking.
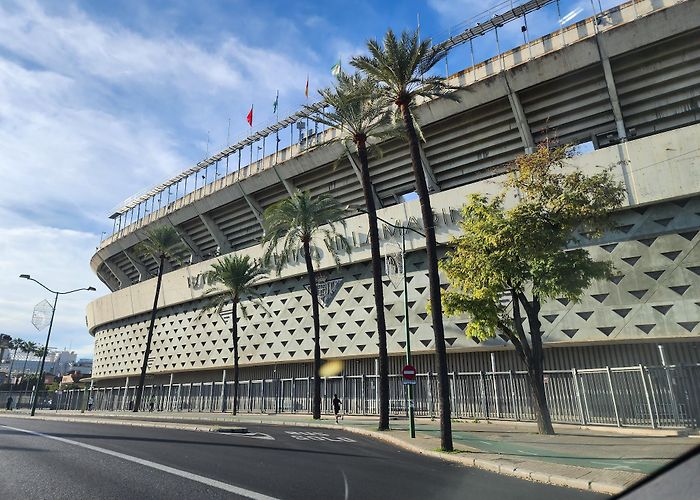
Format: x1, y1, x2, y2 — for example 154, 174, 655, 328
341, 470, 349, 500
284, 431, 356, 442
230, 432, 275, 440
1, 424, 279, 500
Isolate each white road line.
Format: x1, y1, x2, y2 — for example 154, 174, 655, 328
341, 469, 349, 500
2, 424, 280, 500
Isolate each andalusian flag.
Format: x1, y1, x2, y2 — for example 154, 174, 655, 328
331, 60, 341, 76
273, 91, 279, 114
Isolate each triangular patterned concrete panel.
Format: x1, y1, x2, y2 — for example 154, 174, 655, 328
678, 322, 699, 332
652, 304, 673, 315
622, 256, 641, 266
591, 293, 609, 303
645, 270, 664, 280
661, 251, 682, 261
668, 285, 691, 296
654, 217, 673, 227
613, 308, 632, 318
679, 231, 698, 241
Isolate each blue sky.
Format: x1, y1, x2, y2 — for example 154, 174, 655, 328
0, 0, 619, 359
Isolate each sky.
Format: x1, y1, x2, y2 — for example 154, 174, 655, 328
0, 0, 621, 359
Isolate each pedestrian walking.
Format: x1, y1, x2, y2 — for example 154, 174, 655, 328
6, 396, 13, 410
88, 396, 94, 411
332, 394, 342, 423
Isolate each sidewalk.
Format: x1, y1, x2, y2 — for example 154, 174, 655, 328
2, 409, 697, 495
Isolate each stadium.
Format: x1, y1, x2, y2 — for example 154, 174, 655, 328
83, 0, 700, 426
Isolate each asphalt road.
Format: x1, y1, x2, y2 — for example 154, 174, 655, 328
0, 417, 605, 500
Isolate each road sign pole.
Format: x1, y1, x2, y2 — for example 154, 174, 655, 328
402, 229, 416, 439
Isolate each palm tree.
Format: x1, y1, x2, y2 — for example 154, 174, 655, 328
306, 72, 393, 430
32, 346, 49, 382
133, 225, 185, 412
6, 338, 23, 390
19, 341, 40, 405
352, 29, 457, 450
7, 338, 24, 387
262, 191, 350, 419
20, 341, 38, 381
205, 254, 267, 415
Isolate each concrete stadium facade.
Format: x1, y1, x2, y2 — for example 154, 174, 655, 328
87, 0, 700, 394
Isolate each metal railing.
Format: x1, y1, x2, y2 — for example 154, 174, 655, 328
3, 363, 698, 429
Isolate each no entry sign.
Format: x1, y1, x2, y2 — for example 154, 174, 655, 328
402, 365, 417, 385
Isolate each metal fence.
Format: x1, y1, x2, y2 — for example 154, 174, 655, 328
3, 363, 698, 429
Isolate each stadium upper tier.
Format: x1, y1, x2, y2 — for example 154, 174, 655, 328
92, 0, 700, 292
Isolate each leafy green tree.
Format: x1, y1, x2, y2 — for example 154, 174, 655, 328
262, 191, 350, 419
306, 72, 393, 430
205, 254, 267, 415
441, 145, 625, 434
133, 225, 186, 412
351, 28, 457, 450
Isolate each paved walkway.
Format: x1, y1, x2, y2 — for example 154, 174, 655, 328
2, 409, 697, 495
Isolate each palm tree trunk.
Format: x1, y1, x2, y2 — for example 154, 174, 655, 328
399, 103, 453, 451
303, 240, 322, 420
7, 347, 18, 386
357, 139, 390, 431
20, 351, 30, 392
134, 255, 165, 412
232, 299, 240, 416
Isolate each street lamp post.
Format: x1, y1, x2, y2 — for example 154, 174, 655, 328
19, 274, 95, 416
351, 207, 423, 439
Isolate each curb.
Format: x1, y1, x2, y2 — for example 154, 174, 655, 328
0, 412, 625, 494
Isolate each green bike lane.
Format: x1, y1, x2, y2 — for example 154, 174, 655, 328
312, 416, 691, 474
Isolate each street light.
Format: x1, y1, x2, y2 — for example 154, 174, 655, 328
19, 274, 96, 416
349, 206, 424, 438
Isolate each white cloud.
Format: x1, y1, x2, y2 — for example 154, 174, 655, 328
0, 0, 346, 362
0, 211, 107, 358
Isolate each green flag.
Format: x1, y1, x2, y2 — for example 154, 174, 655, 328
273, 90, 279, 114
331, 60, 341, 76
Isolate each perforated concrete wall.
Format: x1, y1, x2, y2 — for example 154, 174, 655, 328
92, 194, 700, 379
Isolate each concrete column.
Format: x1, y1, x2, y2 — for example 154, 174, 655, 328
199, 213, 233, 254
122, 376, 129, 411
346, 152, 383, 208
166, 373, 174, 411
272, 165, 296, 196
237, 184, 265, 230
503, 74, 535, 153
124, 249, 151, 282
417, 142, 441, 193
595, 35, 627, 141
102, 260, 130, 289
166, 218, 203, 263
220, 369, 227, 413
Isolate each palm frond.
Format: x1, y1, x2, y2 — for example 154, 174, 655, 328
262, 191, 350, 275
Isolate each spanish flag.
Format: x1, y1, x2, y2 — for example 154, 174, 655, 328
305, 74, 309, 99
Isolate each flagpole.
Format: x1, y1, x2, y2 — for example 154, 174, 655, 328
274, 90, 280, 163
305, 74, 309, 150
249, 104, 253, 167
